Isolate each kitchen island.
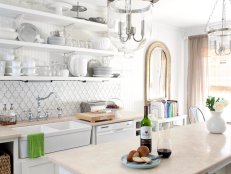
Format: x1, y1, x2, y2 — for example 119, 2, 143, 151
48, 123, 231, 174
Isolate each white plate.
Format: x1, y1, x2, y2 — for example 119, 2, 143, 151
93, 74, 113, 78
17, 23, 41, 42
5, 73, 23, 76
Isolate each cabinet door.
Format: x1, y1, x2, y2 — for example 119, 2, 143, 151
58, 166, 73, 174
21, 157, 57, 174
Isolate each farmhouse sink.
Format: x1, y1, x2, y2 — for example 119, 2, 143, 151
45, 121, 90, 131
13, 121, 92, 158
13, 124, 58, 135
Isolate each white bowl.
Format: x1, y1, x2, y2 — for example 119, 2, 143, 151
0, 27, 15, 32
91, 37, 111, 50
0, 30, 18, 40
6, 60, 21, 67
47, 37, 65, 45
6, 67, 21, 74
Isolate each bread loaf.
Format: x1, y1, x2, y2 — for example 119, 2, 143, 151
132, 157, 145, 163
141, 157, 151, 163
137, 146, 150, 157
127, 146, 151, 163
127, 150, 139, 162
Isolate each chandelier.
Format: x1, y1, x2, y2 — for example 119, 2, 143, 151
206, 0, 231, 56
107, 0, 157, 53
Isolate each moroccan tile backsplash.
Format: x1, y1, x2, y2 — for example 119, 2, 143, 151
0, 81, 121, 121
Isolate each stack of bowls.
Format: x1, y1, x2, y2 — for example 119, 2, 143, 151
91, 37, 111, 50
93, 66, 112, 77
5, 60, 22, 76
0, 17, 17, 40
0, 28, 18, 40
22, 59, 37, 76
47, 36, 65, 46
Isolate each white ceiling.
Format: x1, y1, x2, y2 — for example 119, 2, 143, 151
82, 0, 231, 29
152, 0, 231, 28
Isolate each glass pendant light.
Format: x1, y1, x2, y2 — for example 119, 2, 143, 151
206, 0, 231, 56
107, 0, 154, 53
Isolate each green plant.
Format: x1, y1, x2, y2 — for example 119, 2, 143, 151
206, 96, 222, 111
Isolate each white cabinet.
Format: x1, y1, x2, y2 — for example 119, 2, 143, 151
21, 157, 57, 174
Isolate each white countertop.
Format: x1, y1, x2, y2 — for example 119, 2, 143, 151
0, 127, 20, 140
0, 111, 141, 140
48, 123, 231, 174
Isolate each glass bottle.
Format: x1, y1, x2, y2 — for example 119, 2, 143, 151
140, 105, 152, 152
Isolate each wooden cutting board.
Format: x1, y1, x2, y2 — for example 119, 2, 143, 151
76, 112, 115, 123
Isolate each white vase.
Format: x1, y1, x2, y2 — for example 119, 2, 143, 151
206, 111, 226, 134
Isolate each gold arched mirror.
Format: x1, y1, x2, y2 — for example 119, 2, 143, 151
145, 41, 171, 105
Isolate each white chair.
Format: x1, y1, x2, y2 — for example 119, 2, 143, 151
188, 106, 205, 124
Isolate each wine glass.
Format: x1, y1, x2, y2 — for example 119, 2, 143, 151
157, 128, 172, 158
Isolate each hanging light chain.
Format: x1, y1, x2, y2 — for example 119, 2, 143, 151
205, 0, 220, 30
222, 0, 226, 27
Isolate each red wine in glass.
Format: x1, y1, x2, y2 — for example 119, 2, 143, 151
157, 148, 172, 158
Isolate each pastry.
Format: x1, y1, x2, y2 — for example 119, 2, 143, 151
137, 146, 150, 157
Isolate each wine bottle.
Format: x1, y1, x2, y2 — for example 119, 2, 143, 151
140, 105, 152, 152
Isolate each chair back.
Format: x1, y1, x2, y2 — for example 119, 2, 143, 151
188, 106, 205, 124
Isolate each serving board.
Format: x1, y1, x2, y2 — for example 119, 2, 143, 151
76, 112, 115, 123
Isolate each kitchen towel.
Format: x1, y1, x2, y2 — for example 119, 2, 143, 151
27, 133, 44, 158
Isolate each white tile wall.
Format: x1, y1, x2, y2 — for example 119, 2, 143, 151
0, 81, 121, 121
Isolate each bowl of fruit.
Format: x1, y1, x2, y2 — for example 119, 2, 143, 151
105, 103, 121, 117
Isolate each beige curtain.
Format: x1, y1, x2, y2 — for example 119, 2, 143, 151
187, 35, 208, 122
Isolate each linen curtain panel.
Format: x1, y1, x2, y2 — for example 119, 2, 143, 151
187, 35, 208, 122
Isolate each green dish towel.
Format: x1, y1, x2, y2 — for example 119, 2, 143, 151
27, 133, 44, 158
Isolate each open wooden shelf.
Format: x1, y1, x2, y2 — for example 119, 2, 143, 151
0, 39, 122, 56
0, 76, 121, 82
0, 3, 107, 32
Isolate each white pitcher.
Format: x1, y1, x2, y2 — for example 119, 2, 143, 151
68, 54, 88, 77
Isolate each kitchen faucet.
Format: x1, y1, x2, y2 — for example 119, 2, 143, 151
36, 92, 56, 120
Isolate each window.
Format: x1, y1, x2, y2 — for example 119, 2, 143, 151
208, 57, 231, 120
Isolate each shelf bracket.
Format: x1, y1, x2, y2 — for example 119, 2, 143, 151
22, 80, 53, 83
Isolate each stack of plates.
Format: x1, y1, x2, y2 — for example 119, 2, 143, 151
47, 36, 65, 46
93, 66, 112, 77
0, 27, 17, 40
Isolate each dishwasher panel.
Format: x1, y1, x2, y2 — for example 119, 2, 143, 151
96, 121, 135, 144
